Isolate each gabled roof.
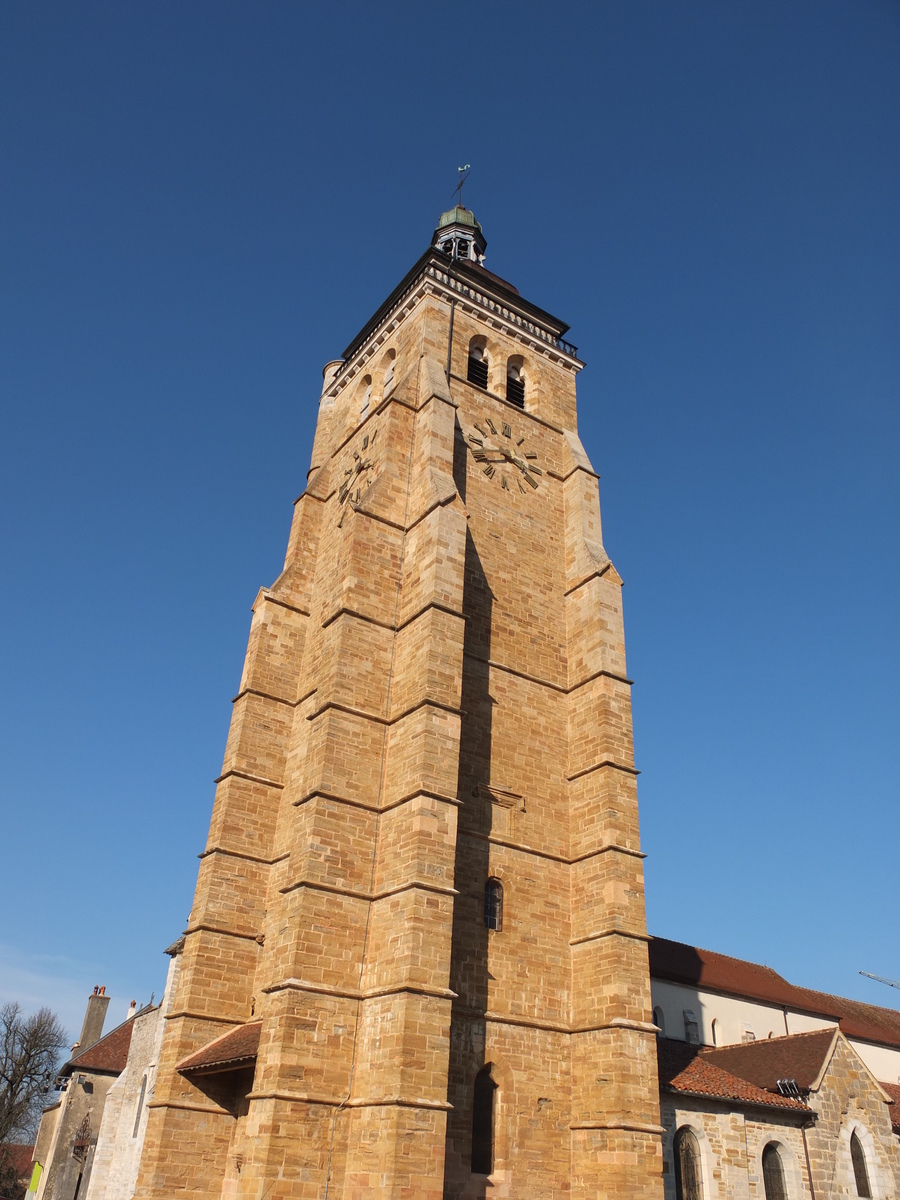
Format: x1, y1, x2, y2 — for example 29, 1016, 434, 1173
658, 1038, 810, 1114
177, 1021, 261, 1076
701, 1028, 838, 1092
64, 1005, 153, 1076
649, 937, 900, 1049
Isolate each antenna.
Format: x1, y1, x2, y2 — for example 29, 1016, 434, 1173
452, 164, 471, 207
859, 971, 900, 990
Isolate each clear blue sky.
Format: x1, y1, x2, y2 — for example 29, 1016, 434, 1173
1, 1, 897, 1039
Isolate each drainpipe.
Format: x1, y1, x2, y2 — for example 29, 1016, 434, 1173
801, 1122, 817, 1200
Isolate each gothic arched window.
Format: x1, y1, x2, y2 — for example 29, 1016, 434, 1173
471, 1065, 497, 1175
762, 1143, 788, 1200
506, 360, 525, 408
674, 1127, 703, 1200
467, 342, 488, 390
652, 1006, 665, 1036
851, 1131, 872, 1198
484, 879, 503, 931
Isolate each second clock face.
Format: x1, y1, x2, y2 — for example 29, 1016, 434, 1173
338, 426, 378, 506
466, 417, 543, 494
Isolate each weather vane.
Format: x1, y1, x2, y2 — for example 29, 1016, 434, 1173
452, 164, 471, 207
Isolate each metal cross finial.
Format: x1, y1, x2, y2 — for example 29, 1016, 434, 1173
453, 164, 471, 207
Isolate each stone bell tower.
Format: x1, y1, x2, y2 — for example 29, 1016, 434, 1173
133, 208, 664, 1200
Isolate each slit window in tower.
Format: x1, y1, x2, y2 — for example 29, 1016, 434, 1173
471, 1066, 497, 1175
467, 346, 489, 390
484, 879, 503, 931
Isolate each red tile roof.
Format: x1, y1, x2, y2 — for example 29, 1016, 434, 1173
649, 937, 900, 1048
701, 1028, 837, 1091
881, 1081, 900, 1134
66, 1018, 135, 1075
1, 1145, 34, 1178
658, 1038, 810, 1113
177, 1021, 261, 1075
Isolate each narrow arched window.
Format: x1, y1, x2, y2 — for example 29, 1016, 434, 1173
653, 1006, 665, 1036
851, 1131, 871, 1198
471, 1066, 497, 1175
383, 351, 395, 393
360, 374, 373, 415
467, 343, 488, 389
711, 1018, 719, 1046
132, 1074, 148, 1138
484, 879, 503, 931
506, 361, 525, 408
762, 1143, 788, 1200
674, 1127, 703, 1200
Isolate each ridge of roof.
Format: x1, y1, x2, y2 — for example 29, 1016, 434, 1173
649, 936, 900, 1049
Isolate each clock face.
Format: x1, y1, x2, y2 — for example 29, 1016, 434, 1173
466, 417, 543, 494
338, 426, 378, 506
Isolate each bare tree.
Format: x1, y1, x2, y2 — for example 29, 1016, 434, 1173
0, 1003, 67, 1147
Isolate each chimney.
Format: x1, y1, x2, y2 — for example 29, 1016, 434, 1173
127, 1001, 137, 1020
77, 985, 110, 1051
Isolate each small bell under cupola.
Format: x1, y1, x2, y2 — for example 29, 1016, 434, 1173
432, 205, 487, 264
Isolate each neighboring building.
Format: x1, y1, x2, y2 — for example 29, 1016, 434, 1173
131, 205, 662, 1200
83, 943, 183, 1200
30, 988, 138, 1200
649, 938, 900, 1199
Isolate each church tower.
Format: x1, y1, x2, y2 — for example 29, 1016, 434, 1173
133, 208, 664, 1200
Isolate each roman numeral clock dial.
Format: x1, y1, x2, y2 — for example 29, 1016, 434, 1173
337, 427, 378, 506
466, 418, 543, 495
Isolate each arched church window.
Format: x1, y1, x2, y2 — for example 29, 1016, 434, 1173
653, 1006, 665, 1036
506, 360, 525, 408
471, 1065, 497, 1175
762, 1143, 788, 1200
484, 879, 503, 931
674, 1127, 703, 1200
851, 1131, 872, 1198
467, 341, 489, 390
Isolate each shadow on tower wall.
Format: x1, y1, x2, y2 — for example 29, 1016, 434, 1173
442, 510, 494, 1200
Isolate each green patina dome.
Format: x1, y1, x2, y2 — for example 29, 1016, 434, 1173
437, 205, 482, 233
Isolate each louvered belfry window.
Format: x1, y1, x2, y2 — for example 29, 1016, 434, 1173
762, 1144, 788, 1200
506, 367, 525, 408
471, 1066, 497, 1175
851, 1132, 872, 1198
674, 1128, 703, 1200
467, 347, 488, 389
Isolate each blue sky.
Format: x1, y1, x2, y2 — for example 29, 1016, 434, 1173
1, 1, 897, 1039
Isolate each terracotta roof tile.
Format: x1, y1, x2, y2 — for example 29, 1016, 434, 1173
880, 1081, 900, 1134
66, 1018, 135, 1075
1, 1145, 34, 1177
657, 1039, 810, 1113
649, 937, 900, 1049
177, 1021, 261, 1075
701, 1028, 837, 1091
